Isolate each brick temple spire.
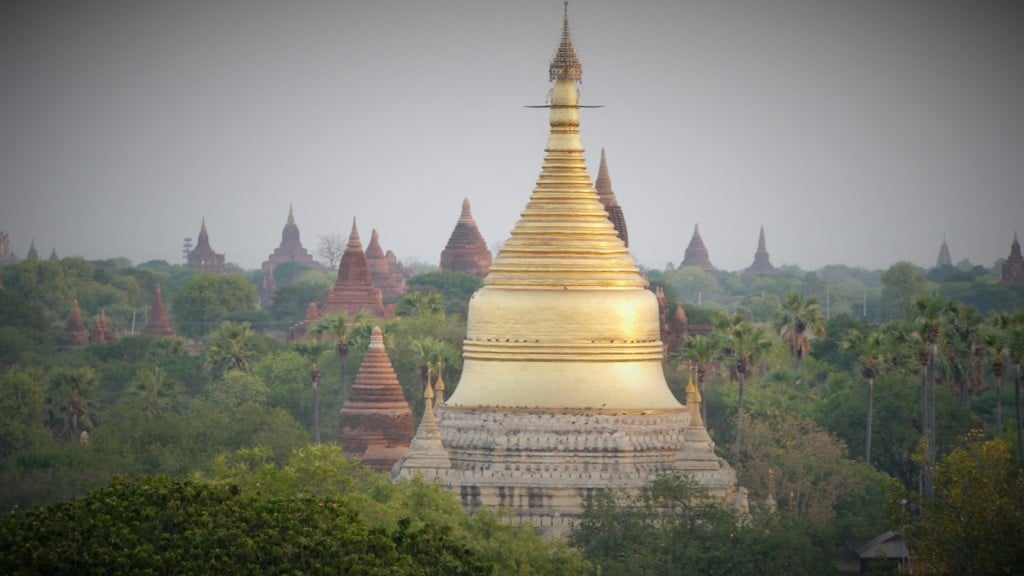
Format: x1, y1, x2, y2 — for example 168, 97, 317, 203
680, 224, 714, 270
49, 248, 59, 262
187, 218, 226, 273
143, 284, 176, 338
365, 229, 406, 301
59, 299, 90, 350
90, 309, 115, 344
594, 149, 629, 247
26, 239, 39, 262
439, 198, 492, 278
338, 326, 414, 472
322, 219, 390, 320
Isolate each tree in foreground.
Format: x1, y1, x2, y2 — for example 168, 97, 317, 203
0, 474, 493, 576
570, 472, 836, 576
891, 435, 1024, 576
778, 291, 826, 372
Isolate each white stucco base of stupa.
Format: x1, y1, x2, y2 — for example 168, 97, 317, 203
392, 407, 736, 538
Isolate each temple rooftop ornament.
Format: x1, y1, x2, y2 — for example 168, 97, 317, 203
743, 226, 776, 277
680, 223, 714, 270
935, 234, 952, 268
322, 219, 391, 320
594, 149, 629, 247
143, 284, 176, 338
187, 218, 226, 273
339, 326, 414, 472
261, 205, 316, 274
439, 198, 493, 278
394, 2, 735, 536
1002, 231, 1024, 284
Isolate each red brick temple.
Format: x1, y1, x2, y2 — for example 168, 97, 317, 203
338, 325, 414, 472
439, 198, 492, 278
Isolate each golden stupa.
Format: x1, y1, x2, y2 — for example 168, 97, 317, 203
393, 3, 734, 536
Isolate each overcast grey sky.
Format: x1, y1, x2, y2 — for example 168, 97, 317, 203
1, 0, 1022, 272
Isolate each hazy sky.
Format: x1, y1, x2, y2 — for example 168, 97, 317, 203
2, 0, 1022, 272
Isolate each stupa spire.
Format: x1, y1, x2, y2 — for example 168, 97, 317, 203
1002, 231, 1024, 284
59, 299, 89, 350
287, 204, 295, 226
323, 218, 390, 320
744, 226, 775, 277
143, 284, 176, 337
440, 198, 492, 278
26, 239, 38, 261
936, 233, 952, 268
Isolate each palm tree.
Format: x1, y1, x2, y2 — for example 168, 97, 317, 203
294, 338, 330, 443
1006, 316, 1024, 461
398, 291, 445, 318
669, 334, 722, 426
777, 292, 826, 372
984, 313, 1012, 436
909, 294, 951, 499
724, 316, 772, 466
128, 366, 180, 416
47, 367, 99, 439
409, 336, 459, 408
842, 328, 887, 466
204, 322, 259, 377
312, 315, 355, 407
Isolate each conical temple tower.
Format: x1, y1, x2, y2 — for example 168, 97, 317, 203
143, 284, 176, 337
1002, 232, 1024, 284
322, 219, 391, 320
365, 229, 406, 301
59, 299, 90, 350
680, 224, 714, 269
187, 218, 226, 273
26, 239, 39, 262
743, 226, 776, 277
935, 234, 952, 268
594, 148, 629, 247
439, 198, 493, 278
339, 326, 414, 472
395, 4, 734, 536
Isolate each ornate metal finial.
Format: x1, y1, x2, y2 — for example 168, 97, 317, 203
549, 1, 582, 83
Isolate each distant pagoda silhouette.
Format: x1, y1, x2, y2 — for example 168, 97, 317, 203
187, 218, 226, 273
439, 198, 492, 278
261, 205, 316, 275
1002, 232, 1024, 284
59, 299, 90, 350
935, 235, 952, 268
322, 219, 391, 320
594, 148, 629, 247
338, 326, 414, 472
26, 239, 39, 262
143, 284, 176, 338
680, 224, 714, 269
743, 226, 776, 277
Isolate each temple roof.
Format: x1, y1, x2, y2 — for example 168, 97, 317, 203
261, 206, 315, 273
26, 239, 38, 262
1003, 231, 1024, 284
743, 226, 776, 276
680, 224, 714, 270
440, 198, 492, 278
323, 219, 389, 319
188, 218, 226, 272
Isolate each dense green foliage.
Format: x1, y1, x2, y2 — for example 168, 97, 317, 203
0, 255, 1022, 572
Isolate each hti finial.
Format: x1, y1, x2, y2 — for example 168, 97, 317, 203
549, 1, 582, 83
